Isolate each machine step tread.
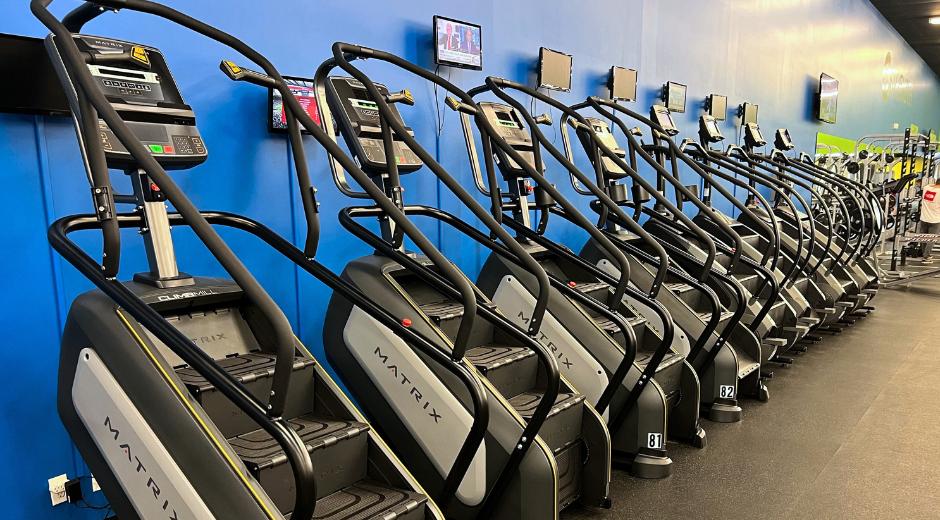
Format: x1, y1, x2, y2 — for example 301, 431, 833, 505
286, 481, 427, 520
177, 352, 314, 393
695, 310, 735, 322
509, 391, 585, 421
229, 414, 369, 471
464, 344, 534, 371
418, 300, 465, 322
570, 281, 610, 295
635, 350, 683, 371
593, 314, 646, 335
664, 281, 696, 293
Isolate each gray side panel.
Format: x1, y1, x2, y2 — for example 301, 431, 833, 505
73, 348, 216, 520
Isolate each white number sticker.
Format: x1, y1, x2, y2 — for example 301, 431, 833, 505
720, 385, 736, 399
647, 433, 663, 449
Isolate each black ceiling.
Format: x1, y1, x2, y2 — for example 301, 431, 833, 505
872, 0, 940, 75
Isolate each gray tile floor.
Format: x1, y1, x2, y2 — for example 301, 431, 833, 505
566, 277, 940, 519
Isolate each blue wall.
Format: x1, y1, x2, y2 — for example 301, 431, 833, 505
1, 0, 937, 517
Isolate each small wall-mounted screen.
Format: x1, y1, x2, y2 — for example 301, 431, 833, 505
817, 73, 838, 124
708, 94, 727, 121
665, 81, 687, 113
434, 16, 482, 70
269, 76, 320, 133
610, 66, 637, 101
742, 102, 759, 124
538, 47, 572, 92
0, 33, 69, 115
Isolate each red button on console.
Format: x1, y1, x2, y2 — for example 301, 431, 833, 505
163, 146, 174, 154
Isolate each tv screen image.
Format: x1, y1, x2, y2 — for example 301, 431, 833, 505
708, 94, 727, 121
610, 66, 637, 101
538, 47, 572, 91
270, 76, 320, 133
434, 16, 482, 70
818, 73, 838, 124
665, 81, 687, 113
742, 102, 759, 124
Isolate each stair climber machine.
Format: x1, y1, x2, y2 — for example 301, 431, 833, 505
593, 105, 828, 363
702, 122, 877, 328
312, 44, 613, 519
561, 98, 780, 401
35, 1, 445, 518
463, 77, 718, 469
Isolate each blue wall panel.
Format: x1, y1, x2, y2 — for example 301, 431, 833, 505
1, 0, 938, 516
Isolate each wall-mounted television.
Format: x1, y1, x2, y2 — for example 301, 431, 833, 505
817, 73, 838, 124
0, 33, 69, 116
433, 15, 482, 70
706, 94, 727, 121
664, 81, 687, 113
609, 66, 637, 101
269, 76, 320, 133
538, 47, 572, 92
742, 102, 759, 124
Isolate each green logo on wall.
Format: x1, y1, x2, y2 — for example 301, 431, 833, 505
882, 52, 912, 105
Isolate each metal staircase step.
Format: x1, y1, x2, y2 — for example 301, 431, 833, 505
176, 352, 316, 437
509, 392, 586, 453
230, 415, 370, 512
465, 344, 537, 398
286, 481, 427, 520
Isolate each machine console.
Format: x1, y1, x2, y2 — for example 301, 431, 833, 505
575, 117, 628, 178
478, 102, 538, 178
698, 115, 724, 143
743, 122, 767, 148
775, 128, 795, 150
51, 35, 207, 170
650, 105, 679, 136
325, 76, 422, 176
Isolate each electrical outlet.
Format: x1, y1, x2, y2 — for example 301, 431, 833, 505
91, 476, 101, 493
48, 474, 68, 506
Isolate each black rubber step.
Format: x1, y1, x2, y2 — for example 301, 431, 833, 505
635, 350, 684, 398
593, 314, 647, 342
176, 352, 316, 437
230, 415, 370, 513
465, 344, 537, 398
569, 280, 611, 302
509, 392, 585, 453
418, 300, 465, 322
286, 481, 427, 520
664, 281, 700, 308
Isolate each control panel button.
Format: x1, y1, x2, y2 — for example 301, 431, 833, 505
148, 144, 164, 154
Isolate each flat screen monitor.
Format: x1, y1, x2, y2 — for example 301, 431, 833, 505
817, 73, 838, 124
742, 102, 759, 124
707, 94, 727, 121
609, 66, 637, 101
269, 76, 321, 133
665, 81, 687, 113
0, 33, 69, 116
538, 47, 572, 92
433, 16, 483, 70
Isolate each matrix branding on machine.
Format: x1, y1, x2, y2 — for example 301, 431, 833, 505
373, 345, 442, 423
103, 416, 180, 519
73, 349, 214, 519
344, 308, 486, 504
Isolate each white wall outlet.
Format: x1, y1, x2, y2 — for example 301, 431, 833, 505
91, 475, 101, 493
48, 474, 68, 506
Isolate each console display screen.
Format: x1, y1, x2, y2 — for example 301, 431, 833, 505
708, 94, 727, 121
742, 102, 759, 124
269, 76, 320, 133
610, 66, 637, 101
817, 73, 838, 124
665, 81, 687, 113
538, 47, 572, 92
434, 16, 482, 70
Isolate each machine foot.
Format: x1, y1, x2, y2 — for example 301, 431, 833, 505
689, 426, 707, 449
629, 453, 673, 479
760, 371, 774, 380
791, 345, 808, 353
774, 356, 794, 366
706, 402, 743, 423
757, 383, 770, 402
